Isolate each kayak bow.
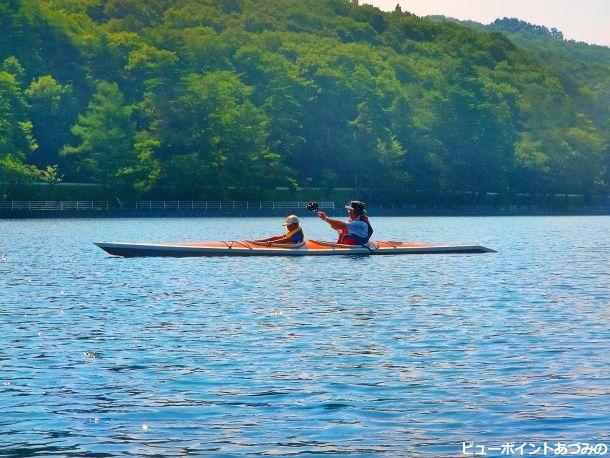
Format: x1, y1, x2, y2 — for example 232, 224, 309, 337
94, 240, 495, 257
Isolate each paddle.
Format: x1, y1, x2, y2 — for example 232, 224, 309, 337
308, 201, 341, 233
306, 201, 319, 214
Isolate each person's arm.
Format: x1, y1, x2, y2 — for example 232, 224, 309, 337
272, 236, 292, 244
255, 235, 299, 244
255, 235, 283, 242
317, 211, 347, 231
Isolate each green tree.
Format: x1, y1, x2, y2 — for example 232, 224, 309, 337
25, 75, 77, 168
0, 70, 39, 183
62, 81, 137, 190
163, 71, 281, 195
2, 57, 25, 84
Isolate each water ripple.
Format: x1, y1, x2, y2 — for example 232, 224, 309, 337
1, 216, 609, 456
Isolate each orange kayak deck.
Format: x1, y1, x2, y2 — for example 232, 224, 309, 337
94, 240, 495, 257
157, 241, 437, 248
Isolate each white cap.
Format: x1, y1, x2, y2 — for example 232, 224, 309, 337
282, 215, 299, 226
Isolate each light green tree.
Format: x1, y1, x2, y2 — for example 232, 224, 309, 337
62, 81, 137, 190
0, 70, 39, 183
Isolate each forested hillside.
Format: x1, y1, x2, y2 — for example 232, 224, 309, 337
1, 0, 608, 201
430, 16, 610, 135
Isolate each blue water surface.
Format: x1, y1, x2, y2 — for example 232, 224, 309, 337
0, 216, 609, 457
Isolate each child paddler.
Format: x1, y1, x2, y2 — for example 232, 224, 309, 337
254, 215, 305, 245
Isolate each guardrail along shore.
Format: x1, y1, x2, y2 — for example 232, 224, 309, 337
0, 201, 110, 211
1, 200, 608, 218
0, 200, 336, 217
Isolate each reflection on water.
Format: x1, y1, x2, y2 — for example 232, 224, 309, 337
0, 216, 609, 456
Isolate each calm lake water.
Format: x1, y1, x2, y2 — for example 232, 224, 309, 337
1, 216, 609, 457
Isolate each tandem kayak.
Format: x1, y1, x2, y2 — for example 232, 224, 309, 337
94, 240, 495, 257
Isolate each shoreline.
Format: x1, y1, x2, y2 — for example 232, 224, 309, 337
1, 207, 609, 219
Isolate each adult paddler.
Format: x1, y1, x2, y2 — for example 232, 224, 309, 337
254, 215, 305, 245
316, 200, 373, 245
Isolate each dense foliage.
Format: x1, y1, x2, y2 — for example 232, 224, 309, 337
0, 0, 608, 201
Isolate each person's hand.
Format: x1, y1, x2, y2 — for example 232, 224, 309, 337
318, 211, 327, 221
